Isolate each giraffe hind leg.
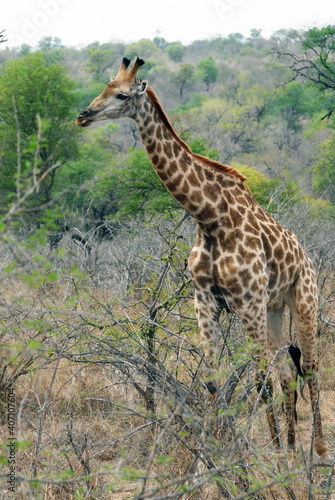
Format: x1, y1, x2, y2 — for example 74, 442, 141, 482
255, 369, 281, 450
286, 280, 328, 456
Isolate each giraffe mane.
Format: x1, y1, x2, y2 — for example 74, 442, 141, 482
146, 87, 246, 182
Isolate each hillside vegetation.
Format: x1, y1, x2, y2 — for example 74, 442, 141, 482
0, 28, 335, 499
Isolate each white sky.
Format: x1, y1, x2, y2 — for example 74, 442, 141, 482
3, 0, 335, 49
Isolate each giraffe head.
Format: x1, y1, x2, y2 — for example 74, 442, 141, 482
76, 57, 147, 127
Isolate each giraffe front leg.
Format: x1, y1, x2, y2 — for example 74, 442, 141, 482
194, 289, 223, 397
193, 288, 226, 443
254, 352, 282, 450
241, 303, 282, 450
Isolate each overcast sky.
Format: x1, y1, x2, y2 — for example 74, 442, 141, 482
4, 0, 335, 49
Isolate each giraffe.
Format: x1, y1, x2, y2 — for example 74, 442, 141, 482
76, 57, 327, 456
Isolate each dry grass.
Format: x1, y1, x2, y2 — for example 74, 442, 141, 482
0, 241, 335, 499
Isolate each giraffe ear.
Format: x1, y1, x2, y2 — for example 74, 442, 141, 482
138, 80, 148, 95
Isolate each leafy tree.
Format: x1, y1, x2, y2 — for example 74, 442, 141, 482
196, 56, 218, 91
85, 42, 116, 81
212, 32, 245, 55
271, 28, 301, 44
187, 98, 260, 162
153, 36, 167, 50
268, 81, 320, 131
232, 163, 304, 216
272, 26, 335, 121
187, 137, 218, 159
77, 81, 108, 110
125, 39, 159, 60
172, 93, 209, 113
0, 51, 81, 210
165, 42, 186, 62
173, 63, 195, 101
235, 163, 286, 206
61, 120, 184, 222
56, 140, 113, 221
18, 44, 32, 56
94, 148, 180, 218
38, 36, 63, 52
312, 134, 335, 202
249, 29, 262, 40
300, 26, 335, 91
222, 80, 273, 124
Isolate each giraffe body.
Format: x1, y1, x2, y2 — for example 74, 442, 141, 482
76, 57, 327, 456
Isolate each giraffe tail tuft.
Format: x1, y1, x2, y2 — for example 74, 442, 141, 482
288, 344, 307, 402
288, 344, 303, 376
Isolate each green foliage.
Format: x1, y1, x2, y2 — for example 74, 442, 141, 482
165, 42, 186, 62
85, 42, 116, 81
0, 51, 76, 134
272, 26, 335, 128
302, 25, 335, 70
125, 39, 159, 59
249, 29, 263, 40
38, 36, 63, 52
18, 44, 32, 56
277, 25, 335, 106
171, 93, 209, 113
79, 137, 220, 221
234, 163, 278, 204
268, 82, 320, 131
53, 123, 121, 218
54, 140, 112, 214
94, 148, 180, 218
173, 63, 195, 100
188, 137, 219, 160
77, 81, 106, 110
234, 163, 299, 207
313, 134, 335, 202
60, 143, 181, 222
196, 56, 218, 90
2, 28, 335, 228
0, 51, 81, 209
153, 36, 167, 50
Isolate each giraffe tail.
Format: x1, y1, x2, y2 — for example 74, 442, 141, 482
288, 344, 307, 403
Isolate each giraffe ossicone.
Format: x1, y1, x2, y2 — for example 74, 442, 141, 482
76, 57, 327, 456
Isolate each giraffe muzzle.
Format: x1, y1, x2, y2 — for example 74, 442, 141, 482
76, 108, 95, 127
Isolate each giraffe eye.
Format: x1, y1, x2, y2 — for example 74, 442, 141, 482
116, 93, 129, 101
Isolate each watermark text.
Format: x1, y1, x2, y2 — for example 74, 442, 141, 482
8, 0, 71, 46
7, 386, 17, 493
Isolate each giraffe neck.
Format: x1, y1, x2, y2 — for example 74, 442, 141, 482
133, 87, 247, 226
